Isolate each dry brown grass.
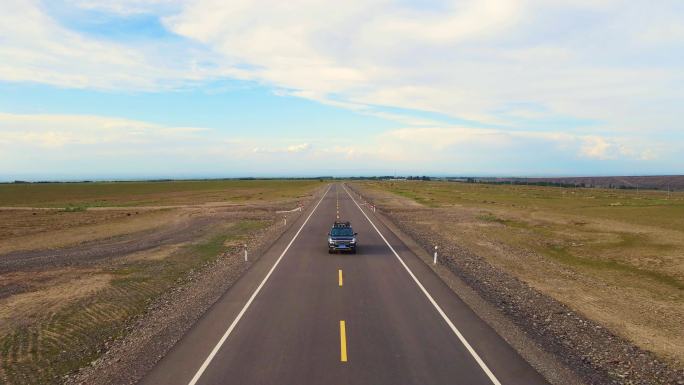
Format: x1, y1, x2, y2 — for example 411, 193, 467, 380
356, 181, 684, 364
0, 179, 324, 208
0, 180, 323, 384
121, 244, 181, 263
0, 273, 112, 333
0, 219, 274, 384
0, 209, 180, 254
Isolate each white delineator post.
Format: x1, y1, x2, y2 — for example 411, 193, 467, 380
244, 244, 248, 262
433, 245, 438, 265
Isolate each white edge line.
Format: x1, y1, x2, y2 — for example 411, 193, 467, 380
187, 184, 332, 385
342, 184, 503, 385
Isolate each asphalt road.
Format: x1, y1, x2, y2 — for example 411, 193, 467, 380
140, 184, 550, 385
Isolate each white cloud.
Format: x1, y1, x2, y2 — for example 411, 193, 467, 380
0, 112, 209, 149
359, 0, 524, 45
0, 0, 682, 176
576, 135, 663, 161
0, 112, 256, 178
65, 0, 181, 15
286, 143, 311, 153
252, 143, 312, 154
2, 0, 682, 134
0, 0, 226, 90
158, 0, 682, 135
370, 126, 664, 165
580, 136, 612, 160
0, 112, 674, 179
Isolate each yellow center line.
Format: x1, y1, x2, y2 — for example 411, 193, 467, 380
338, 269, 343, 287
340, 320, 348, 362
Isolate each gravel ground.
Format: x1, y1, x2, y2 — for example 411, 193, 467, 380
61, 191, 322, 385
0, 206, 283, 274
347, 183, 684, 385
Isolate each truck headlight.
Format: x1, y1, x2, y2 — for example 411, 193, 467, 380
351, 237, 357, 244
328, 237, 334, 244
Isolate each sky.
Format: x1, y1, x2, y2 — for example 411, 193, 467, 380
0, 0, 683, 180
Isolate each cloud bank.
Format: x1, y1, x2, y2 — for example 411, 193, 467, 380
0, 112, 672, 180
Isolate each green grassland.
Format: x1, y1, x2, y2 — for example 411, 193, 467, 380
0, 179, 325, 208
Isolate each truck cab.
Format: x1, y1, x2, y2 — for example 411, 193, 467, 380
328, 221, 357, 254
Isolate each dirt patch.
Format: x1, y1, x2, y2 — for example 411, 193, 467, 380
123, 244, 182, 263
0, 274, 111, 333
0, 207, 276, 274
0, 209, 130, 240
0, 209, 178, 254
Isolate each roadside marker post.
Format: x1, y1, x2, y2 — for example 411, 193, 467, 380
433, 246, 438, 265
244, 245, 248, 262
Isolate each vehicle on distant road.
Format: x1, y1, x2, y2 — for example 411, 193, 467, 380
328, 221, 357, 254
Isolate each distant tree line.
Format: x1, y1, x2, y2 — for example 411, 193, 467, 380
346, 176, 431, 181
455, 179, 655, 190
2, 177, 335, 185
454, 179, 591, 188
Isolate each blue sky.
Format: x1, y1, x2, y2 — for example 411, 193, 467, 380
0, 0, 682, 180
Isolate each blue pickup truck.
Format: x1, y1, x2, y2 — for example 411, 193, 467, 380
327, 221, 357, 254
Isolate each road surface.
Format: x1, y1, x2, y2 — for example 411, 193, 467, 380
140, 184, 549, 385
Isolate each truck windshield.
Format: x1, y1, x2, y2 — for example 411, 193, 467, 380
331, 227, 354, 236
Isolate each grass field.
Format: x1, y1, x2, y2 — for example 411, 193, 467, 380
0, 179, 323, 384
0, 220, 269, 384
0, 179, 325, 208
356, 180, 684, 363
